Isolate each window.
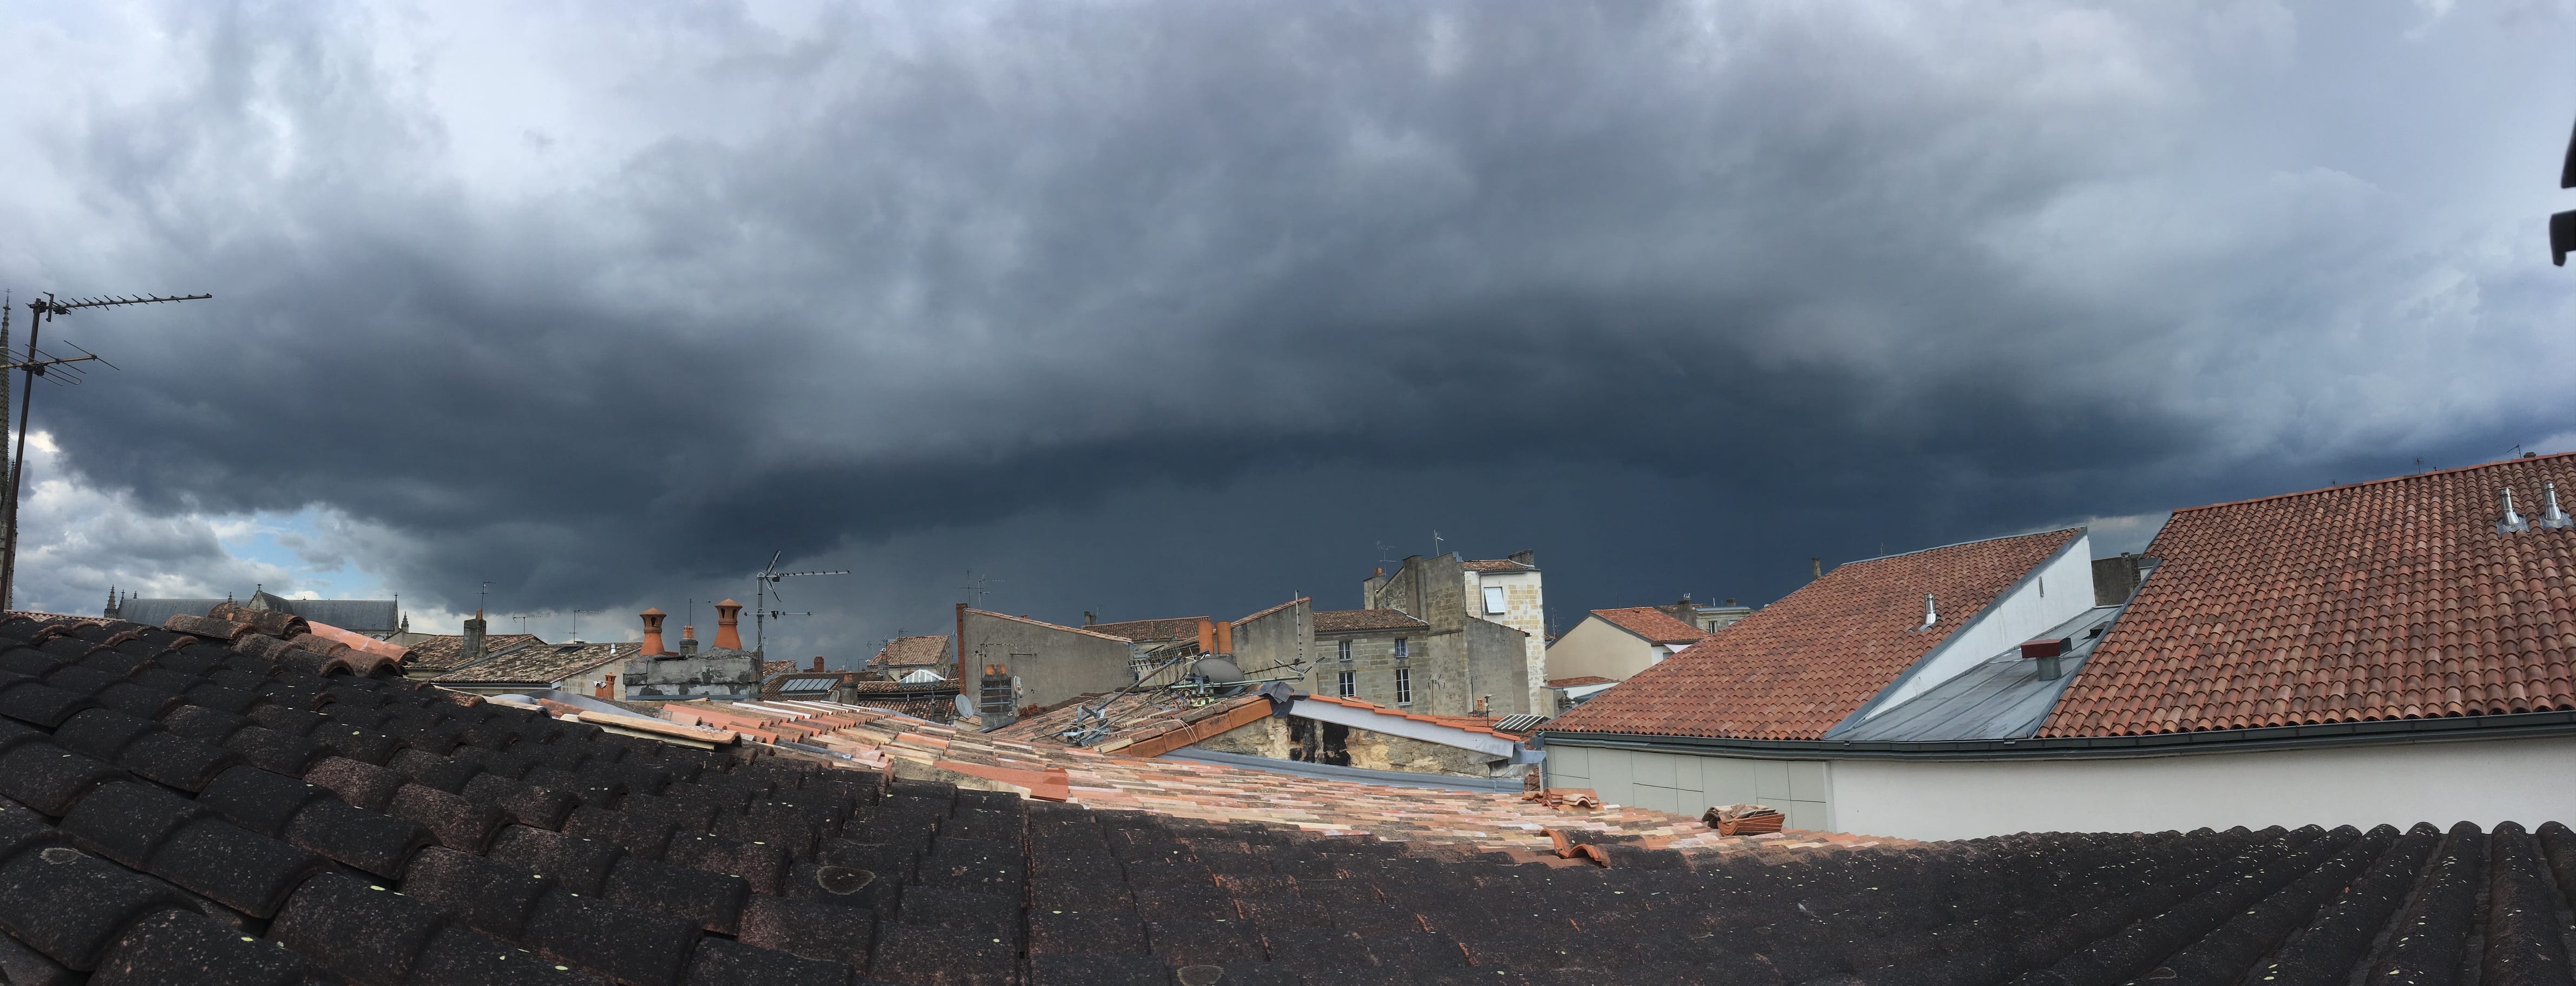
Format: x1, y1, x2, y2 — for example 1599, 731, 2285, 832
1394, 637, 1409, 659
1393, 667, 1412, 706
1337, 671, 1356, 698
1338, 639, 1352, 662
1483, 584, 1507, 615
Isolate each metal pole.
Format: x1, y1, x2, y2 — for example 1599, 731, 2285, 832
1, 296, 46, 611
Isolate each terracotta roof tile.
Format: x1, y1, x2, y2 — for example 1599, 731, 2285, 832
1461, 558, 1535, 572
1548, 529, 2080, 740
1312, 609, 1430, 634
2043, 452, 2576, 738
430, 642, 628, 684
1081, 617, 1207, 643
866, 635, 950, 668
1546, 676, 1617, 688
1588, 607, 1709, 646
401, 634, 542, 673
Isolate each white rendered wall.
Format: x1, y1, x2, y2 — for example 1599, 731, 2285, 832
1473, 569, 1548, 712
1867, 534, 2097, 715
1832, 736, 2576, 841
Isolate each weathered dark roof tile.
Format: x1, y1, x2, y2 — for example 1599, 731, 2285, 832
269, 872, 445, 984
0, 744, 129, 816
0, 844, 198, 970
605, 854, 752, 934
404, 924, 595, 986
522, 886, 702, 986
685, 936, 853, 986
489, 826, 624, 896
386, 784, 505, 854
279, 798, 432, 879
398, 847, 550, 941
88, 908, 318, 986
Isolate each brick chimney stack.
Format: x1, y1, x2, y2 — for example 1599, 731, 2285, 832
810, 656, 824, 672
462, 609, 487, 665
678, 625, 698, 655
639, 607, 667, 656
713, 600, 743, 650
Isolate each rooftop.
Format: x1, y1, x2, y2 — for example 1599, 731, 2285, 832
0, 609, 2563, 983
1461, 558, 1536, 572
865, 634, 951, 668
430, 640, 628, 685
1081, 617, 1207, 643
401, 632, 543, 673
1586, 606, 1709, 646
1312, 608, 1430, 634
1548, 528, 2081, 740
2047, 452, 2576, 738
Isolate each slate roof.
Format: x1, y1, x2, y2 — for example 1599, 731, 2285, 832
866, 635, 951, 669
395, 633, 543, 674
1548, 529, 2082, 740
1312, 609, 1430, 634
1588, 606, 1709, 646
431, 641, 628, 685
2045, 453, 2576, 738
1, 610, 2571, 983
1828, 604, 2126, 742
1080, 617, 1205, 643
106, 597, 228, 629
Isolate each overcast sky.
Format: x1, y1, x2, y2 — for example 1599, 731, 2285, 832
0, 0, 2570, 661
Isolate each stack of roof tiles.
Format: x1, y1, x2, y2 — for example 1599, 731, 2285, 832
6, 610, 2576, 983
1551, 529, 2080, 740
2047, 452, 2576, 736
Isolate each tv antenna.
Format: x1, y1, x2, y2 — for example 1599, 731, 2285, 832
0, 291, 209, 609
958, 571, 1002, 609
750, 550, 847, 656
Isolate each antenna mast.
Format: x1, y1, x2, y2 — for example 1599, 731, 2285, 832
749, 550, 848, 657
1, 291, 208, 610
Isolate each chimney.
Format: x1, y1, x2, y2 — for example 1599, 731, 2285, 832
955, 602, 968, 683
1215, 619, 1233, 656
679, 625, 698, 655
639, 607, 667, 656
811, 656, 825, 672
2499, 488, 2531, 534
712, 599, 744, 649
1812, 557, 1823, 580
1507, 550, 1535, 567
1083, 610, 1097, 626
1197, 617, 1215, 655
2092, 555, 2146, 606
2021, 636, 2071, 680
2544, 482, 2573, 530
462, 609, 487, 665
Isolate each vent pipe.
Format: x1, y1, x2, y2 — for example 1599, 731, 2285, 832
2021, 637, 2070, 680
2544, 482, 2573, 530
2499, 488, 2531, 534
1920, 593, 1937, 629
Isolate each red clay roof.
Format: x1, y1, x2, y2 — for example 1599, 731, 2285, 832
1590, 607, 1708, 645
1312, 608, 1429, 633
1083, 616, 1207, 642
1547, 675, 1617, 688
1548, 529, 2081, 740
867, 634, 952, 667
2043, 453, 2576, 738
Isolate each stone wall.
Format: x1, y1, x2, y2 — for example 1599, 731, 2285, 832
961, 610, 1135, 712
1197, 715, 1519, 779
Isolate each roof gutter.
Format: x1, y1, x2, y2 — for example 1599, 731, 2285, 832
1542, 708, 2576, 761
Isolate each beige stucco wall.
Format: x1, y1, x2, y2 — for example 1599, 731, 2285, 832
1543, 616, 1667, 683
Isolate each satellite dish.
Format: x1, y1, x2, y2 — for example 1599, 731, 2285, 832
1190, 658, 1247, 696
954, 694, 975, 718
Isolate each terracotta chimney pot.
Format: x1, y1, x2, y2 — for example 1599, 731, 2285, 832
639, 607, 667, 656
713, 600, 743, 650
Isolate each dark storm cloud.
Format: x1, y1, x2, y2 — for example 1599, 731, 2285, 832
1, 1, 2571, 639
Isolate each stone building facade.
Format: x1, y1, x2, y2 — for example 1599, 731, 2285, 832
1342, 550, 1538, 717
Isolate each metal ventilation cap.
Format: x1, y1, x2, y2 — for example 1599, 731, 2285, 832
2499, 487, 2531, 534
